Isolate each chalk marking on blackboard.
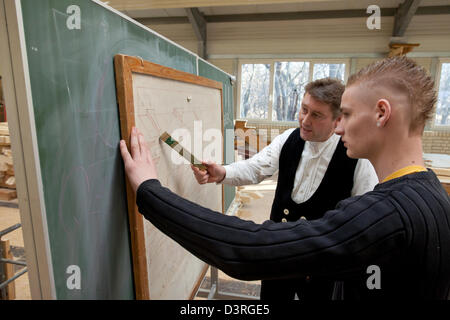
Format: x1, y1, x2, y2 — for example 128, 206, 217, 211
58, 166, 89, 235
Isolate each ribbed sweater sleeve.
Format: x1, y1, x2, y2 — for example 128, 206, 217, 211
136, 179, 408, 281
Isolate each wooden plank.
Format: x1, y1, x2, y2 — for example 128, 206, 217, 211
0, 239, 16, 300
243, 190, 264, 200
0, 136, 10, 144
388, 43, 420, 57
125, 55, 222, 90
114, 54, 150, 300
0, 188, 16, 200
431, 167, 450, 177
0, 122, 8, 136
236, 193, 252, 204
0, 175, 16, 189
438, 176, 450, 183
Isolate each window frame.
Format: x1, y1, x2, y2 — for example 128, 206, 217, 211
236, 58, 350, 124
431, 58, 450, 131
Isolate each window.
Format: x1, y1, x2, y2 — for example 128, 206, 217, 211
240, 64, 270, 119
435, 62, 450, 126
273, 62, 309, 121
238, 59, 348, 122
313, 63, 346, 81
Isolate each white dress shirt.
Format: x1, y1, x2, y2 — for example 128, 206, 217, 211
223, 128, 378, 203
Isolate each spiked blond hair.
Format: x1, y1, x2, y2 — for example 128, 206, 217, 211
347, 56, 437, 133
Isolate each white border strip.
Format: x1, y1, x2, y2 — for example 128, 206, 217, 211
1, 0, 56, 299
91, 0, 235, 80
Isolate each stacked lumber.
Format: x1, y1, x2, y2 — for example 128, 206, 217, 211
0, 122, 16, 200
235, 186, 264, 205
234, 120, 260, 160
0, 239, 16, 299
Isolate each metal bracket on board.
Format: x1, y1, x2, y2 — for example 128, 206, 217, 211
196, 266, 260, 300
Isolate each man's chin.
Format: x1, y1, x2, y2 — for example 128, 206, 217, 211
346, 149, 359, 159
300, 129, 313, 141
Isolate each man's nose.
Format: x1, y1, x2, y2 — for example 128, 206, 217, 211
301, 113, 311, 126
335, 121, 344, 136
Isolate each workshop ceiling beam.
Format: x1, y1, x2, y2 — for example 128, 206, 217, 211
393, 0, 422, 37
186, 8, 207, 59
105, 0, 342, 11
135, 5, 450, 25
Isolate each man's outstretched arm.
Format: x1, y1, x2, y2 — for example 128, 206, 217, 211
121, 127, 407, 281
136, 178, 406, 281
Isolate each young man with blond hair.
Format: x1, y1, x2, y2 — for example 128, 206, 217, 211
120, 56, 450, 299
191, 78, 378, 300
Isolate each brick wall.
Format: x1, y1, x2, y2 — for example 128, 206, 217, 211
423, 131, 450, 155
245, 121, 297, 146
247, 122, 450, 155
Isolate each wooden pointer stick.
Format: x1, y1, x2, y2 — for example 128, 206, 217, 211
159, 131, 208, 170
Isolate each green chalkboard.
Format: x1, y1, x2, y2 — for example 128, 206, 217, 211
198, 60, 236, 210
20, 0, 234, 299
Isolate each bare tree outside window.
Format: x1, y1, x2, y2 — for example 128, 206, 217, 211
240, 64, 270, 119
239, 61, 347, 121
313, 63, 345, 81
436, 63, 450, 126
273, 62, 309, 121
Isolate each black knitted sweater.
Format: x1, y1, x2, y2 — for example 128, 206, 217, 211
136, 170, 450, 299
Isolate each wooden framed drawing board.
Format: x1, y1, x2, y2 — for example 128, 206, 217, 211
114, 54, 224, 300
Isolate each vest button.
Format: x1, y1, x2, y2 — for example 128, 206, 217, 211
281, 218, 287, 223
300, 216, 307, 220
283, 209, 289, 215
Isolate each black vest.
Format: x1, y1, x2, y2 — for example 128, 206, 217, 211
270, 128, 357, 222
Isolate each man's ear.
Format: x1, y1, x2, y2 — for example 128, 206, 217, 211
375, 99, 392, 127
332, 114, 342, 128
